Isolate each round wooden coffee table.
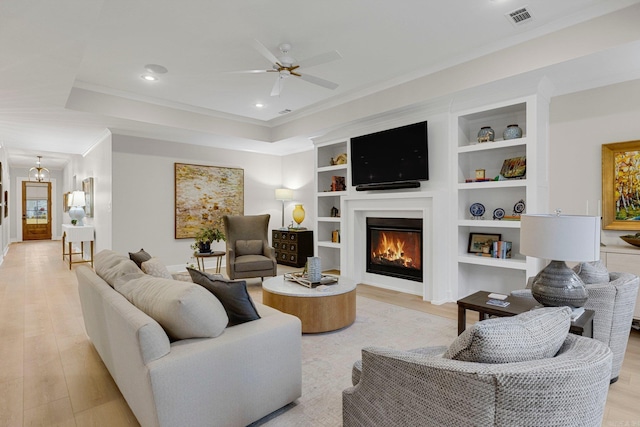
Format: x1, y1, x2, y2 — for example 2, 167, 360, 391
262, 275, 357, 333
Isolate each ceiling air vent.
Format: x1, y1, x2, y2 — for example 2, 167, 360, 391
278, 109, 292, 115
505, 6, 534, 27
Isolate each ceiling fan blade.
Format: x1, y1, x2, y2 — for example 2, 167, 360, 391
252, 39, 280, 66
270, 75, 283, 96
226, 69, 275, 74
298, 73, 339, 90
296, 50, 342, 69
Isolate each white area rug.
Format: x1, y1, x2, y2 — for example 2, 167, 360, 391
246, 284, 458, 426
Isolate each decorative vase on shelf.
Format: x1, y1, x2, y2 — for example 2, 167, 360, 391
503, 124, 523, 140
292, 204, 305, 227
477, 126, 495, 143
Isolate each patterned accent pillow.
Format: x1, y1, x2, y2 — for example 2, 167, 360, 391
129, 248, 152, 268
187, 268, 261, 326
236, 239, 263, 256
573, 260, 609, 284
141, 258, 173, 279
444, 306, 571, 363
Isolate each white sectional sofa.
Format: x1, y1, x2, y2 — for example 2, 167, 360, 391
76, 250, 302, 427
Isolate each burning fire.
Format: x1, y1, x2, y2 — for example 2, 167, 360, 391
371, 231, 420, 270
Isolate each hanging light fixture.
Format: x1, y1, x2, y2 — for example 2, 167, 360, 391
29, 156, 50, 182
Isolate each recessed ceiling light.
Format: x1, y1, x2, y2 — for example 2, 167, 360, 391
144, 64, 168, 74
141, 74, 158, 81
255, 103, 264, 108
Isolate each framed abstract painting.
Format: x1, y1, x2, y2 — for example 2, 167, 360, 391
175, 163, 244, 239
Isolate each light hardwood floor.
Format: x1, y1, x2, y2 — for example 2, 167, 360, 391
1, 240, 638, 426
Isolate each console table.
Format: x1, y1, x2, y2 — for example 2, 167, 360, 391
272, 229, 313, 267
457, 291, 594, 338
61, 224, 95, 269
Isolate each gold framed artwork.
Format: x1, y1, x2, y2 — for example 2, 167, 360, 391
602, 140, 640, 230
174, 163, 244, 239
82, 177, 94, 218
63, 192, 71, 212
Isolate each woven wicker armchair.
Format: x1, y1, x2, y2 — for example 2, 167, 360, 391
343, 334, 612, 427
512, 271, 639, 382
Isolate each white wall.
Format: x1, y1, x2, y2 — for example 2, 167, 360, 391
0, 146, 8, 261
111, 134, 314, 270
81, 132, 113, 252
280, 149, 315, 229
549, 79, 640, 245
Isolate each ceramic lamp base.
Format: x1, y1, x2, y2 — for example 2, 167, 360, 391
69, 206, 86, 226
531, 260, 588, 308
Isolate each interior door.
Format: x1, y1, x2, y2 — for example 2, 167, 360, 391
22, 181, 52, 240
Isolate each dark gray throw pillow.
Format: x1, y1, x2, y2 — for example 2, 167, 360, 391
129, 248, 152, 269
187, 268, 261, 326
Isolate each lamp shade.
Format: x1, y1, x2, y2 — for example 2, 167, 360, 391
275, 188, 293, 201
69, 191, 86, 207
520, 214, 600, 262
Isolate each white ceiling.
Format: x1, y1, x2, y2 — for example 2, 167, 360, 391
2, 0, 640, 169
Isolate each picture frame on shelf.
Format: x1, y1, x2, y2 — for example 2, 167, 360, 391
468, 233, 502, 254
602, 140, 640, 230
500, 156, 526, 179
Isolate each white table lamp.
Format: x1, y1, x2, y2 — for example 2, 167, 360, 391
275, 188, 293, 230
520, 211, 600, 308
68, 190, 87, 226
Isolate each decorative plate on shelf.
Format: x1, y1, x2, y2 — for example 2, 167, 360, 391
470, 202, 485, 219
513, 199, 526, 215
493, 208, 505, 220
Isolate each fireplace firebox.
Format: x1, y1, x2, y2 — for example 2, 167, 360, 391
366, 217, 423, 282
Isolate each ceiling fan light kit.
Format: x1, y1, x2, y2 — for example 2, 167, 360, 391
241, 39, 342, 96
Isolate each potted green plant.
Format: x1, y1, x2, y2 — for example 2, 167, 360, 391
190, 226, 226, 254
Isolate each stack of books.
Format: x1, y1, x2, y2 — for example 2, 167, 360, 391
491, 241, 512, 259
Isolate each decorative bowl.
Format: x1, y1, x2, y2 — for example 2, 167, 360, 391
620, 234, 640, 248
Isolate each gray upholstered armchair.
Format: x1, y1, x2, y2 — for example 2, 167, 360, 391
512, 271, 639, 382
223, 214, 277, 280
343, 308, 613, 427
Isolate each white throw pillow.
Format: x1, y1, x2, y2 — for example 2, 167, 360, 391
116, 275, 228, 340
95, 250, 143, 287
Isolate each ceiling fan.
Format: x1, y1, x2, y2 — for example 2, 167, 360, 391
236, 40, 342, 96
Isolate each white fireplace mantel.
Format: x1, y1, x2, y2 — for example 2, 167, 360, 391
342, 191, 451, 303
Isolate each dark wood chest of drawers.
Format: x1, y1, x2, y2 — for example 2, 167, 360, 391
272, 230, 314, 267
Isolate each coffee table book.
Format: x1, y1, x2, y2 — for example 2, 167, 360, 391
284, 272, 338, 288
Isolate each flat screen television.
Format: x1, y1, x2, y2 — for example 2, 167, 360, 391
350, 121, 428, 190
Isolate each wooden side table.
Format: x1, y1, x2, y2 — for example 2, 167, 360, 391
457, 291, 594, 338
61, 224, 95, 269
193, 251, 225, 273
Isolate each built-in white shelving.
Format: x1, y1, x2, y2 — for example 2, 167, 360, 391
314, 139, 348, 271
452, 96, 548, 297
